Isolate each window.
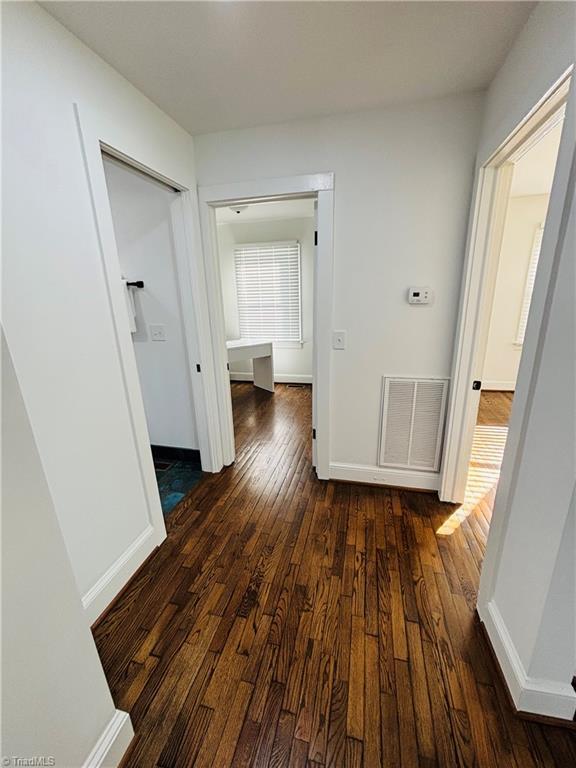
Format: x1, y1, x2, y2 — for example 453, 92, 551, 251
515, 224, 544, 346
234, 241, 302, 344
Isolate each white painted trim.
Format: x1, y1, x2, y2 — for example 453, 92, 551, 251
198, 200, 237, 467
482, 381, 516, 391
440, 163, 513, 503
82, 525, 155, 624
199, 173, 334, 205
314, 189, 335, 479
329, 462, 439, 491
198, 173, 334, 480
83, 709, 134, 768
230, 372, 312, 384
169, 194, 220, 473
480, 600, 576, 720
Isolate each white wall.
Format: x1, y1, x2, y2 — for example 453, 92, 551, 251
477, 1, 575, 166
483, 194, 549, 390
104, 157, 198, 450
2, 2, 201, 612
475, 1, 576, 718
196, 92, 484, 474
217, 217, 315, 382
2, 333, 133, 766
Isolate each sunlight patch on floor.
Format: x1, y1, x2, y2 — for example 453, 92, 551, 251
437, 425, 508, 535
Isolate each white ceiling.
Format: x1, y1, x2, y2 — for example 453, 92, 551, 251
216, 197, 315, 224
42, 1, 534, 135
511, 121, 563, 197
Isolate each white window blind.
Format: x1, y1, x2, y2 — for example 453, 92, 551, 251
516, 224, 544, 346
234, 241, 302, 343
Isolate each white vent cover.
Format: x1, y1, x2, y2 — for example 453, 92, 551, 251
379, 377, 449, 472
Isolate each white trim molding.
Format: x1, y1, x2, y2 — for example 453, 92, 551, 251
480, 600, 576, 720
482, 380, 516, 391
199, 173, 334, 206
230, 372, 312, 384
82, 525, 156, 624
329, 462, 439, 491
83, 710, 134, 768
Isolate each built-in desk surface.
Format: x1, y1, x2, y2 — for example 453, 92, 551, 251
226, 339, 274, 392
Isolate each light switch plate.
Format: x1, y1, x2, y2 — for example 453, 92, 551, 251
332, 330, 347, 350
149, 324, 166, 342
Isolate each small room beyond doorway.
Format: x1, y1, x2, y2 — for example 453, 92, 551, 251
103, 155, 203, 516
450, 110, 564, 534
215, 197, 315, 453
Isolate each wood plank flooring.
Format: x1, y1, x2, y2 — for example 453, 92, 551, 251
94, 382, 576, 767
477, 390, 514, 427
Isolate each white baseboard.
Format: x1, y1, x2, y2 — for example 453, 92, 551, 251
230, 371, 312, 384
480, 599, 576, 720
82, 525, 156, 624
83, 710, 134, 768
329, 462, 439, 491
482, 380, 516, 391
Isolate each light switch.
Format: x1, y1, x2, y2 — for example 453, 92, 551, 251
149, 324, 166, 342
332, 330, 347, 350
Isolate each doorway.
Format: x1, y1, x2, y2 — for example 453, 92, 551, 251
440, 72, 571, 510
102, 154, 203, 516
467, 115, 563, 501
214, 197, 316, 456
198, 173, 334, 479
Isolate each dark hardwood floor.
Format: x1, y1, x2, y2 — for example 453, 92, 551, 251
94, 382, 575, 767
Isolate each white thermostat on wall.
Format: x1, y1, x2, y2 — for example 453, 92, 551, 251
408, 287, 432, 305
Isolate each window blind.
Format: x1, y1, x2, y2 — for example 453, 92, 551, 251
234, 241, 302, 343
516, 224, 544, 346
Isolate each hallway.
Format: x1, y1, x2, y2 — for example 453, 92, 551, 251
94, 384, 575, 767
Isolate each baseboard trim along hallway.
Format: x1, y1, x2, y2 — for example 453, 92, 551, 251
82, 525, 157, 624
479, 600, 576, 722
82, 710, 134, 768
329, 461, 440, 491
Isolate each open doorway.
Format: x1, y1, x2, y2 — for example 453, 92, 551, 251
439, 84, 568, 530
102, 154, 203, 516
198, 172, 334, 479
214, 197, 316, 457
467, 111, 564, 517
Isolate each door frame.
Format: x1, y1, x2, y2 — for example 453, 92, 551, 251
440, 70, 572, 503
73, 104, 219, 565
197, 173, 335, 479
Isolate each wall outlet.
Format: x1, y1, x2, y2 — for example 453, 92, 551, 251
149, 324, 166, 342
332, 330, 347, 350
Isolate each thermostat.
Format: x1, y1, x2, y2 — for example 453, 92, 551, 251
408, 287, 432, 305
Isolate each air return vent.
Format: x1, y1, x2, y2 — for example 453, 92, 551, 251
379, 377, 449, 472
